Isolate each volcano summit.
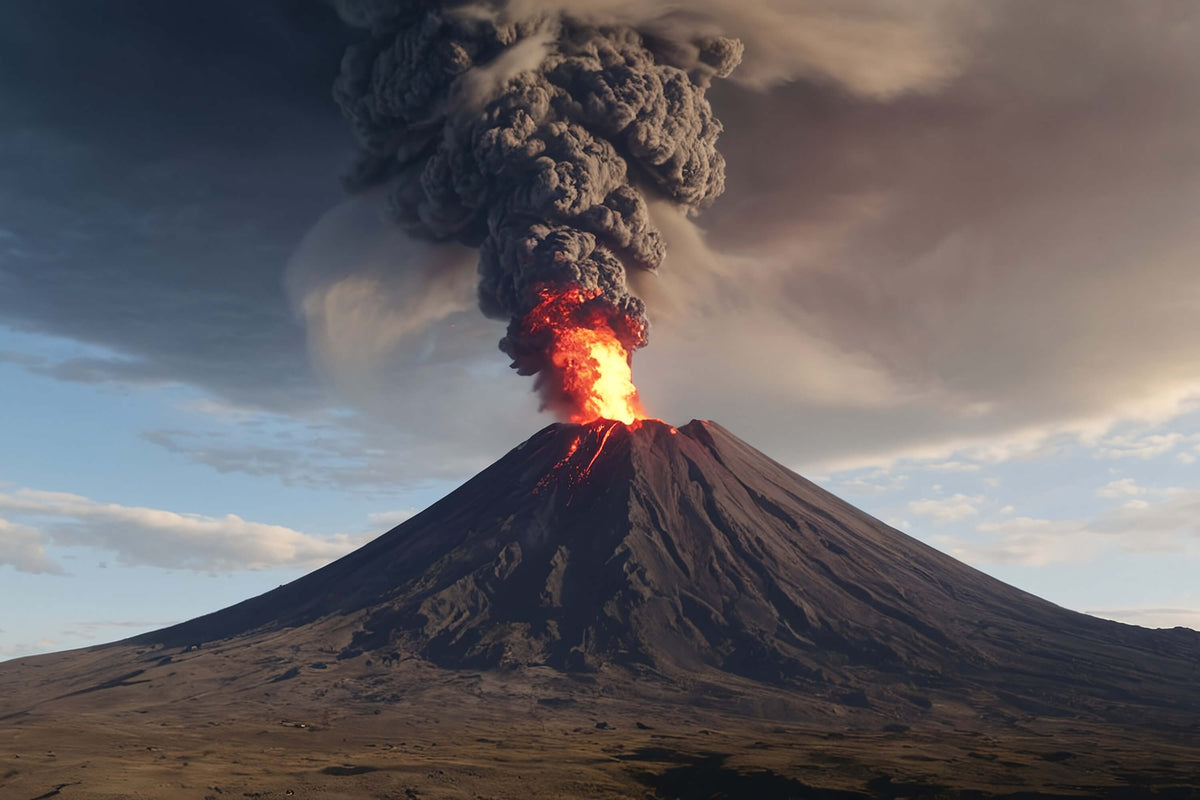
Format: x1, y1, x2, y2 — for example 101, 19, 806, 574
2, 420, 1199, 798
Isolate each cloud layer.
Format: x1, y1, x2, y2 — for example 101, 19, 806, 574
281, 0, 1200, 476
3, 1, 1200, 483
0, 488, 367, 573
943, 486, 1200, 568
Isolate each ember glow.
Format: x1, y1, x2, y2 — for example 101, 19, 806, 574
535, 419, 676, 496
522, 286, 647, 425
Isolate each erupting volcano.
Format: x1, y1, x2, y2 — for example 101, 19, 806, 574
95, 419, 1200, 716
330, 1, 742, 416
518, 285, 647, 424
5, 1, 1199, 795
5, 419, 1200, 796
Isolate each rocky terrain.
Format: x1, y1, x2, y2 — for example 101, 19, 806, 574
2, 419, 1198, 798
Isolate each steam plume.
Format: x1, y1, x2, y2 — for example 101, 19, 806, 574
332, 0, 741, 410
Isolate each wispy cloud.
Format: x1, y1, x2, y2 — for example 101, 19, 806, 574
0, 487, 370, 572
825, 468, 909, 497
1096, 478, 1148, 498
948, 517, 1096, 567
1091, 489, 1200, 548
1093, 433, 1184, 460
907, 493, 983, 523
946, 487, 1200, 567
922, 460, 981, 473
0, 518, 64, 574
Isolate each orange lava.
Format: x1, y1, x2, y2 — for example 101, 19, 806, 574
533, 419, 679, 497
524, 286, 647, 425
583, 422, 620, 474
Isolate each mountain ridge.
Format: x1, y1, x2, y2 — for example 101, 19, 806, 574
4, 419, 1200, 798
120, 418, 1199, 725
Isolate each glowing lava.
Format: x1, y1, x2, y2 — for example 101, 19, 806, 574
533, 419, 680, 497
523, 286, 647, 425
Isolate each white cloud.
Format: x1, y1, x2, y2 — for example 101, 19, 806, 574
949, 487, 1200, 567
922, 460, 981, 473
955, 517, 1098, 567
826, 468, 909, 497
1096, 478, 1148, 499
800, 424, 1079, 476
907, 493, 982, 523
1093, 432, 1184, 460
0, 518, 64, 574
0, 488, 370, 572
1092, 489, 1200, 550
175, 397, 264, 419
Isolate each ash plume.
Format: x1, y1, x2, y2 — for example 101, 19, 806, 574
331, 0, 741, 400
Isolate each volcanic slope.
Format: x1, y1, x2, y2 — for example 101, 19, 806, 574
121, 419, 1200, 722
5, 419, 1200, 799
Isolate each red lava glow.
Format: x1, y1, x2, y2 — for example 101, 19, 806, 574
534, 419, 679, 497
523, 286, 647, 425
583, 422, 619, 475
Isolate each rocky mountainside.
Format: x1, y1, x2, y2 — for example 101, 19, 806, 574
129, 418, 1200, 724
5, 419, 1200, 798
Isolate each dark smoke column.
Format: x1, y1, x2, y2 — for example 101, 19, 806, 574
333, 0, 740, 415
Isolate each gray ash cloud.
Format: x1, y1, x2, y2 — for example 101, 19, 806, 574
332, 0, 740, 378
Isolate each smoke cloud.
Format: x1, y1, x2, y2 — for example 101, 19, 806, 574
286, 192, 478, 382
486, 0, 972, 95
331, 0, 742, 405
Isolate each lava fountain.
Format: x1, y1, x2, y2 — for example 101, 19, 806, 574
520, 285, 647, 425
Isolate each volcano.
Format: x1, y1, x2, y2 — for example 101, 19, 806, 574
137, 419, 1200, 718
3, 420, 1199, 798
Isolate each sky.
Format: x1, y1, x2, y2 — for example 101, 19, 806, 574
2, 0, 1200, 661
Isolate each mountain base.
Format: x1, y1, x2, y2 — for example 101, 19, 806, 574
2, 639, 1198, 799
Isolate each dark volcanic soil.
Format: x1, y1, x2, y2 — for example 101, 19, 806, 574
1, 419, 1198, 798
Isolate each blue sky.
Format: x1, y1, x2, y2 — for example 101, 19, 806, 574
0, 327, 458, 658
818, 412, 1200, 625
3, 1, 1200, 659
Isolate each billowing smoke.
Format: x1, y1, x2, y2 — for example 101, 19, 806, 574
331, 0, 741, 410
